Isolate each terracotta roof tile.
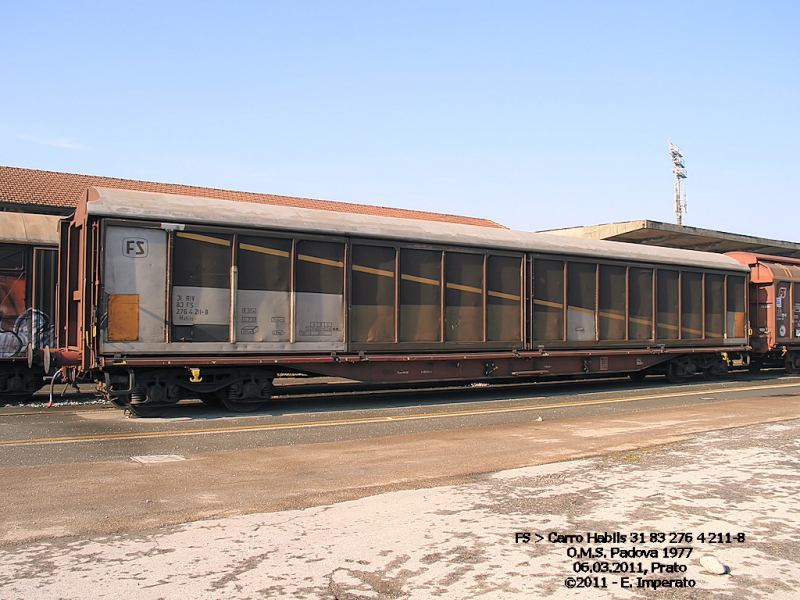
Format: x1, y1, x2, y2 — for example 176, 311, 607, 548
0, 166, 506, 228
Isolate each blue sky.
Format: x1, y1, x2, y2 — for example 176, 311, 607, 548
2, 1, 798, 240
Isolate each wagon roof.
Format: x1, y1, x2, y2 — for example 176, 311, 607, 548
0, 212, 60, 245
727, 253, 800, 283
86, 187, 750, 273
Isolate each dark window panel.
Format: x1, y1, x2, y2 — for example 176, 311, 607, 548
628, 267, 653, 340
445, 252, 484, 342
238, 236, 292, 292
726, 276, 746, 338
567, 262, 596, 341
173, 232, 232, 289
399, 249, 441, 342
705, 274, 725, 338
681, 272, 703, 339
296, 240, 344, 295
533, 259, 564, 341
0, 244, 26, 272
351, 245, 396, 342
599, 265, 626, 340
657, 269, 679, 340
172, 232, 233, 342
487, 255, 522, 342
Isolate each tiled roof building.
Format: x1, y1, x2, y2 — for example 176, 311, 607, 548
0, 165, 505, 228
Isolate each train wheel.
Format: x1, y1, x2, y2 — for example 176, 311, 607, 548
127, 386, 166, 418
702, 361, 728, 381
786, 355, 800, 375
222, 397, 265, 413
666, 363, 687, 384
221, 377, 270, 412
109, 395, 129, 409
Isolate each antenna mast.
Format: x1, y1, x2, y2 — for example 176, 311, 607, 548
669, 142, 687, 225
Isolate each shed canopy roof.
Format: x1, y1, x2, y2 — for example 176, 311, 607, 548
541, 220, 800, 259
0, 165, 505, 229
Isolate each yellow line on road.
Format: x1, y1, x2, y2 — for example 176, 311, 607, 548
2, 382, 798, 447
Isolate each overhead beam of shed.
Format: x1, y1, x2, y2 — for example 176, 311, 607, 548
540, 220, 800, 260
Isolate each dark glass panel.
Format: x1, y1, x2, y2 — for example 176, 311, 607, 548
399, 249, 441, 342
533, 259, 564, 341
296, 240, 344, 295
238, 236, 292, 292
351, 245, 396, 342
628, 268, 653, 340
681, 272, 703, 339
599, 265, 626, 340
705, 274, 725, 338
656, 269, 679, 340
487, 255, 522, 342
445, 252, 484, 342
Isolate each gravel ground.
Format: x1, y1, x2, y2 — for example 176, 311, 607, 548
1, 419, 798, 599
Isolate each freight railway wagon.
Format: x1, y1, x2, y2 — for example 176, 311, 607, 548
54, 187, 750, 416
0, 213, 59, 403
727, 252, 800, 373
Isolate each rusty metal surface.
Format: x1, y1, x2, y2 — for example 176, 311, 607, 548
106, 294, 139, 341
727, 254, 800, 351
94, 345, 748, 365
86, 346, 746, 385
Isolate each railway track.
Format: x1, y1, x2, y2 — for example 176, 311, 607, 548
3, 368, 795, 413
1, 371, 796, 443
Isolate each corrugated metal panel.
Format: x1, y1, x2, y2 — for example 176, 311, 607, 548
0, 213, 60, 245
763, 262, 800, 283
85, 187, 751, 273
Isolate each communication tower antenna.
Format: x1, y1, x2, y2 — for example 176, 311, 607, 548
669, 141, 688, 225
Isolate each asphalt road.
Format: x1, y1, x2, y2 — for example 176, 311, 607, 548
1, 371, 799, 598
4, 419, 799, 599
1, 373, 799, 548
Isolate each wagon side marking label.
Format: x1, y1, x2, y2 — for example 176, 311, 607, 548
122, 238, 148, 257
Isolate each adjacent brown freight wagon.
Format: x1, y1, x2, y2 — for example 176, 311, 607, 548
0, 213, 59, 402
54, 187, 751, 416
727, 252, 800, 373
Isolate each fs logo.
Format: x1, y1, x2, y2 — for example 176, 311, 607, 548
123, 238, 148, 257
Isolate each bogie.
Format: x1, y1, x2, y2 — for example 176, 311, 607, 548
99, 368, 275, 414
